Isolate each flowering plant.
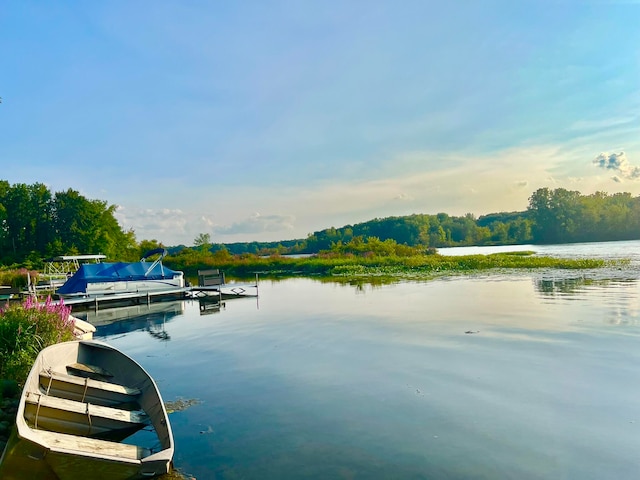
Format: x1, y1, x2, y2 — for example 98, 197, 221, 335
0, 296, 75, 385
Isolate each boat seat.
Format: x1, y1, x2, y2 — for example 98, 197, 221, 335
66, 362, 114, 381
24, 392, 149, 438
35, 429, 150, 461
39, 369, 141, 407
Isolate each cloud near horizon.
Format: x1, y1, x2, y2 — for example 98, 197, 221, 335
112, 145, 640, 246
213, 213, 296, 236
593, 152, 640, 180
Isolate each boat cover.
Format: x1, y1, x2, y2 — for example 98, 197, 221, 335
57, 261, 182, 295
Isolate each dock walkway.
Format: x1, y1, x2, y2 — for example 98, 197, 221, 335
37, 272, 259, 311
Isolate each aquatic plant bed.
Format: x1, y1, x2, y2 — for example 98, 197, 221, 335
172, 252, 624, 281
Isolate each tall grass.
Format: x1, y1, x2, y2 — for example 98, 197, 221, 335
0, 296, 75, 385
167, 251, 622, 280
0, 268, 38, 289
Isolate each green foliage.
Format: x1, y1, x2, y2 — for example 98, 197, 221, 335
267, 188, 640, 253
527, 188, 640, 244
165, 248, 618, 281
193, 233, 211, 248
0, 182, 138, 266
0, 297, 75, 385
139, 239, 165, 259
328, 236, 433, 257
0, 268, 38, 289
299, 212, 534, 253
2, 180, 640, 267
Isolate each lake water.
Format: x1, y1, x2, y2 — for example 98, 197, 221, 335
86, 240, 640, 479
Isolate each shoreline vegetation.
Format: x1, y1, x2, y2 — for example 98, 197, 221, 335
166, 250, 626, 283
0, 297, 76, 458
1, 182, 640, 271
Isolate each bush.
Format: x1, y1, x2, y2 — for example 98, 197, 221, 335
0, 296, 75, 385
0, 268, 38, 289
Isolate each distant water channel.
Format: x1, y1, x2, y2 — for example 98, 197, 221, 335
85, 240, 640, 479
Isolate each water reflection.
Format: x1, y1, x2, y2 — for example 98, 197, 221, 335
74, 300, 185, 340
532, 275, 640, 327
198, 298, 226, 316
82, 245, 640, 479
534, 276, 639, 296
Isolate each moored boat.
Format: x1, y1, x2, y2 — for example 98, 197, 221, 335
56, 249, 184, 299
0, 340, 174, 479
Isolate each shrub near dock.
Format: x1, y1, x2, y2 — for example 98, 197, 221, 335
0, 296, 75, 386
0, 297, 75, 455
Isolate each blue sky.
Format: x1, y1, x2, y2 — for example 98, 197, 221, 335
1, 1, 639, 246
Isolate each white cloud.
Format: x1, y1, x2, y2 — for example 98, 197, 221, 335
213, 213, 296, 236
112, 145, 640, 245
296, 146, 566, 222
115, 209, 209, 244
593, 151, 640, 180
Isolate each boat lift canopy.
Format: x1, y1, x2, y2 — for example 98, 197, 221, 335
44, 255, 107, 277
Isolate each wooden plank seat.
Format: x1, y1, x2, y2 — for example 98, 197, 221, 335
35, 429, 150, 461
39, 369, 141, 407
24, 392, 149, 439
66, 362, 114, 381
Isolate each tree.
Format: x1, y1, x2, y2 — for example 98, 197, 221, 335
139, 239, 165, 259
194, 233, 212, 249
0, 182, 138, 265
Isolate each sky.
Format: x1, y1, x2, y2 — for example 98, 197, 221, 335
1, 1, 639, 247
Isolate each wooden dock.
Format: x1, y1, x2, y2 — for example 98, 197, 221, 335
188, 270, 259, 300
59, 287, 190, 310
18, 269, 259, 311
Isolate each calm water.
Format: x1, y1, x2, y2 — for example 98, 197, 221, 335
86, 241, 640, 479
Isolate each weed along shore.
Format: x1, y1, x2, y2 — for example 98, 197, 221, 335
167, 250, 623, 282
0, 380, 19, 456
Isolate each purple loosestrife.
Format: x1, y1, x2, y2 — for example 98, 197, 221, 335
0, 295, 76, 385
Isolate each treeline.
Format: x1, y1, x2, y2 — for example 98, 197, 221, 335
301, 211, 531, 252
528, 188, 640, 243
205, 211, 531, 255
2, 180, 640, 267
209, 188, 640, 255
314, 188, 640, 249
0, 181, 140, 266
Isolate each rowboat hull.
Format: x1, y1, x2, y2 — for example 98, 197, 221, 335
0, 341, 174, 480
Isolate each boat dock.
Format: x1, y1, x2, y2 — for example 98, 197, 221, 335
45, 271, 258, 311
11, 267, 258, 311
58, 287, 191, 310
187, 269, 259, 300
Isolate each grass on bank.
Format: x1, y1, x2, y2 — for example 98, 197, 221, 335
0, 297, 75, 386
0, 268, 39, 290
166, 249, 623, 281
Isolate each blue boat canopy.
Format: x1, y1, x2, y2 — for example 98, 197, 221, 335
57, 261, 182, 295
